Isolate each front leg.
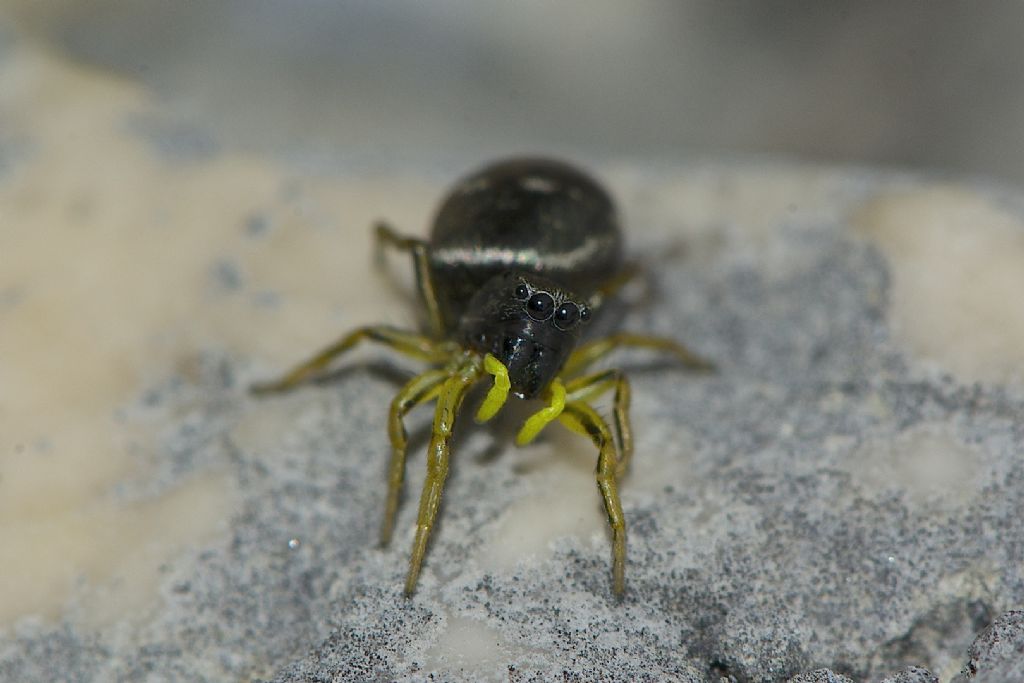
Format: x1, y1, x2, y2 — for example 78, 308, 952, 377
381, 368, 450, 546
565, 369, 633, 477
404, 357, 482, 596
558, 401, 626, 598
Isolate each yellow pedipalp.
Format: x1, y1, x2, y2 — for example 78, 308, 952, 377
515, 378, 567, 446
475, 353, 511, 423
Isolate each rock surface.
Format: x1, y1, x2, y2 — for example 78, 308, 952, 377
2, 32, 1024, 683
952, 611, 1024, 683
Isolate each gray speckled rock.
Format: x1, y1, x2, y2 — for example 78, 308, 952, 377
3, 159, 1024, 683
880, 665, 939, 683
259, 163, 1024, 682
787, 670, 856, 683
952, 611, 1024, 683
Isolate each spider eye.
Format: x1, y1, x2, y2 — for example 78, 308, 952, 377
579, 306, 591, 322
526, 292, 555, 320
514, 284, 530, 300
553, 302, 580, 330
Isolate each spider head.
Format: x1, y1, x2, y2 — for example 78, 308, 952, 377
460, 272, 591, 399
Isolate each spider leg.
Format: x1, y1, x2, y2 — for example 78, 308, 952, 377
381, 368, 450, 546
404, 356, 482, 596
565, 369, 633, 477
558, 401, 627, 598
587, 262, 641, 311
250, 325, 453, 394
514, 369, 632, 477
375, 221, 445, 339
562, 332, 714, 378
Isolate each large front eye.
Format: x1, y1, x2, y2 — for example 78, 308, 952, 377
553, 302, 580, 330
526, 292, 554, 320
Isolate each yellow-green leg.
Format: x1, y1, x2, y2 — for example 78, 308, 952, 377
588, 262, 641, 310
404, 357, 482, 595
381, 368, 450, 546
562, 332, 714, 377
558, 401, 626, 598
375, 221, 446, 340
250, 325, 453, 394
565, 369, 633, 477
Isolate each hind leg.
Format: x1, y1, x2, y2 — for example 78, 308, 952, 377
375, 221, 445, 339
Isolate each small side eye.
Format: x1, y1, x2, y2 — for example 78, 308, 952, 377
514, 284, 530, 300
579, 306, 591, 322
553, 302, 580, 330
526, 292, 555, 320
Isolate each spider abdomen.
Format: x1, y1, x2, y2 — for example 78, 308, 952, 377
428, 158, 623, 332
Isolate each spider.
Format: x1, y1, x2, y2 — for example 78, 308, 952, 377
252, 158, 711, 597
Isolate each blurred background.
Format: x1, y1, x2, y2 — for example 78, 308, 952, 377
3, 0, 1024, 183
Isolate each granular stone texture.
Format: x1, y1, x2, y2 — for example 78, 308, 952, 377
880, 665, 940, 683
952, 611, 1024, 683
787, 671, 856, 683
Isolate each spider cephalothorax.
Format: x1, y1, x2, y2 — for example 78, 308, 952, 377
459, 271, 591, 399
